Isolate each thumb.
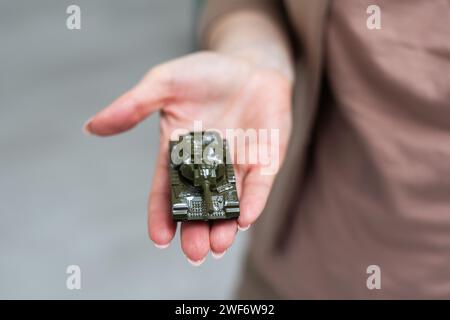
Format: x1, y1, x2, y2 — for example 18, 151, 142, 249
84, 70, 170, 136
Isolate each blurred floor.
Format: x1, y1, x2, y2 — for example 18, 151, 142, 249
0, 0, 248, 299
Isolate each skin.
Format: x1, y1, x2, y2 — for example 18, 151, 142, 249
84, 11, 294, 264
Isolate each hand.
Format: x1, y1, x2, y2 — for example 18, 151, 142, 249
84, 51, 292, 264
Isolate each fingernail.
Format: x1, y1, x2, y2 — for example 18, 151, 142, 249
187, 256, 206, 267
211, 250, 226, 259
82, 118, 93, 136
238, 224, 251, 231
154, 242, 170, 249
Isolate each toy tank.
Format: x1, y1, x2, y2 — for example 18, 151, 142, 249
169, 131, 240, 221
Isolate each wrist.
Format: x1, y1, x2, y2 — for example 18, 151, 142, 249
220, 45, 295, 83
205, 11, 295, 82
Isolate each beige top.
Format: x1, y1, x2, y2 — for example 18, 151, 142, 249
203, 0, 450, 298
286, 0, 450, 299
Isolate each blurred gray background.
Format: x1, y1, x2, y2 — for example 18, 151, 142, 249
0, 0, 248, 299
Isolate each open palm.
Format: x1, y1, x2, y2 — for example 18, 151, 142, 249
85, 52, 292, 264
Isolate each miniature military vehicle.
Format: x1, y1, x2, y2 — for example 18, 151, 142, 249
169, 131, 240, 221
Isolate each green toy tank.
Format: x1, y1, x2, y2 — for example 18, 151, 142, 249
169, 131, 240, 221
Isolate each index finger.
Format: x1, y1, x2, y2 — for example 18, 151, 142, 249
148, 140, 177, 247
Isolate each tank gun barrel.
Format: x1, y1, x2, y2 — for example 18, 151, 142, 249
201, 179, 214, 215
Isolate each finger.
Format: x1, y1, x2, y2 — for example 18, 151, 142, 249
85, 70, 170, 136
209, 219, 237, 258
238, 167, 275, 229
148, 141, 177, 247
181, 221, 210, 265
